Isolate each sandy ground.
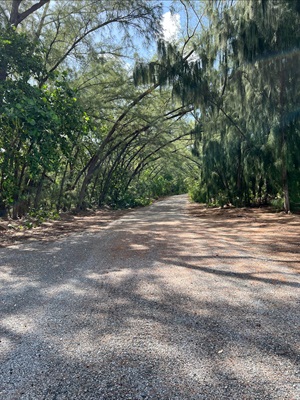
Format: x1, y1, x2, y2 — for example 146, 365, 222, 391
0, 195, 299, 399
0, 208, 129, 247
187, 202, 300, 273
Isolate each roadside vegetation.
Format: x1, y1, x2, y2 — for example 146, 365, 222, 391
0, 0, 299, 222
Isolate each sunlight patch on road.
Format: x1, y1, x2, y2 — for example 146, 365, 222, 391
0, 336, 14, 358
129, 244, 149, 251
1, 314, 36, 335
86, 269, 132, 280
0, 266, 40, 293
44, 281, 87, 297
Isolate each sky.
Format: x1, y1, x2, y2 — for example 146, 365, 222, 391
135, 1, 183, 61
161, 10, 181, 42
146, 0, 202, 57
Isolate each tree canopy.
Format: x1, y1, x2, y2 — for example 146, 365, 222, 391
0, 0, 299, 218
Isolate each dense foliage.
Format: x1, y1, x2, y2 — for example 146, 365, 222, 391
192, 0, 300, 212
0, 1, 195, 218
0, 0, 299, 218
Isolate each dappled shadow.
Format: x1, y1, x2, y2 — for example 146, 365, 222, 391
163, 259, 300, 288
0, 208, 131, 247
187, 203, 300, 264
0, 195, 299, 399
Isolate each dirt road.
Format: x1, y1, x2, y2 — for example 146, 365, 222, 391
0, 195, 299, 399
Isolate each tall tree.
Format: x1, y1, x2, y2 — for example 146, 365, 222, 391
135, 1, 300, 211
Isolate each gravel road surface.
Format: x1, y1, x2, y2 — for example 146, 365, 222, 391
0, 195, 299, 399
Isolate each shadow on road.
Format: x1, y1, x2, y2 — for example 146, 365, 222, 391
0, 195, 299, 399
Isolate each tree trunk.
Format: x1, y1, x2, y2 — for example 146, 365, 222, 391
280, 63, 290, 213
236, 140, 243, 205
76, 173, 92, 211
57, 165, 68, 212
0, 201, 7, 218
33, 171, 46, 210
282, 157, 290, 213
10, 0, 50, 27
0, 65, 8, 82
258, 176, 263, 205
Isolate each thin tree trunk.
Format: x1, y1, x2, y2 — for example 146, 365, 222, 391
57, 164, 68, 212
10, 0, 50, 27
33, 170, 46, 210
236, 140, 243, 205
258, 176, 263, 205
0, 64, 8, 82
282, 150, 290, 213
35, 0, 50, 40
280, 63, 290, 213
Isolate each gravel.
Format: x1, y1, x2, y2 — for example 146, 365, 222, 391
0, 194, 299, 399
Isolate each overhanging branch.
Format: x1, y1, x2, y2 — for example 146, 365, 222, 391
10, 0, 50, 27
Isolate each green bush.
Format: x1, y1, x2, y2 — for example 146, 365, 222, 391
188, 181, 207, 203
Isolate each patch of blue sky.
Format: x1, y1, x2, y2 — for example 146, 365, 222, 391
89, 1, 207, 69
134, 1, 204, 61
